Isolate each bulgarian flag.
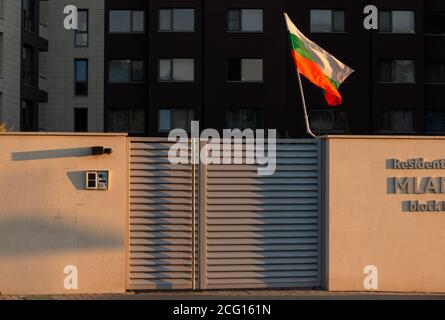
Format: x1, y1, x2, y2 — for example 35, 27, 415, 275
284, 13, 354, 106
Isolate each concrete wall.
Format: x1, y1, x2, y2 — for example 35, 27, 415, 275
0, 133, 127, 295
0, 0, 22, 129
40, 0, 105, 132
326, 136, 445, 293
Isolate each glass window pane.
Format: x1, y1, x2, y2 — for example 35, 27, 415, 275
108, 110, 127, 132
109, 10, 131, 32
173, 59, 194, 81
425, 111, 445, 133
75, 60, 87, 81
381, 110, 415, 133
159, 59, 172, 81
392, 60, 415, 83
425, 13, 445, 35
241, 9, 263, 32
75, 33, 88, 47
74, 108, 88, 132
109, 60, 131, 82
241, 59, 263, 81
227, 110, 241, 129
159, 109, 171, 131
78, 11, 88, 31
159, 9, 172, 31
228, 59, 241, 81
173, 9, 195, 32
392, 11, 415, 33
171, 109, 188, 130
228, 10, 241, 31
379, 60, 392, 82
240, 109, 255, 129
187, 109, 195, 131
132, 60, 144, 82
311, 110, 334, 131
310, 10, 332, 33
379, 11, 391, 32
333, 11, 345, 32
130, 109, 145, 132
426, 62, 445, 83
132, 11, 145, 32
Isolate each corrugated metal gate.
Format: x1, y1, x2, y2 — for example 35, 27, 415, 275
128, 138, 322, 290
128, 139, 196, 290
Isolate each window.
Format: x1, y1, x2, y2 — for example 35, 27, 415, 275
159, 108, 194, 132
227, 109, 264, 130
75, 10, 88, 47
108, 109, 145, 133
159, 9, 195, 32
310, 109, 348, 133
75, 59, 88, 95
380, 109, 415, 133
109, 10, 145, 33
22, 45, 33, 86
379, 11, 415, 33
74, 108, 88, 132
379, 60, 415, 83
425, 110, 445, 134
227, 9, 263, 32
310, 10, 345, 33
0, 33, 3, 77
109, 60, 144, 82
23, 0, 34, 32
21, 100, 35, 131
159, 59, 194, 82
425, 13, 445, 35
426, 62, 445, 83
228, 58, 263, 82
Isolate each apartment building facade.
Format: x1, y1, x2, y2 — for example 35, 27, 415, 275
0, 0, 48, 131
39, 0, 104, 132
103, 0, 445, 137
1, 1, 444, 136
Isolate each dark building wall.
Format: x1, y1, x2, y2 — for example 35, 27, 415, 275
104, 0, 148, 135
104, 0, 445, 137
147, 0, 203, 136
424, 0, 445, 118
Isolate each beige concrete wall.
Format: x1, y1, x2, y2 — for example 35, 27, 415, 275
0, 133, 127, 295
326, 136, 445, 293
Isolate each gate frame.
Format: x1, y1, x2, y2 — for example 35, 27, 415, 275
126, 138, 325, 291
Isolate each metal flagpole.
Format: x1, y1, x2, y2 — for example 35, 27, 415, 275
296, 70, 317, 139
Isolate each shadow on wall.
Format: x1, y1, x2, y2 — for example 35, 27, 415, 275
11, 148, 94, 161
0, 215, 122, 257
67, 171, 86, 191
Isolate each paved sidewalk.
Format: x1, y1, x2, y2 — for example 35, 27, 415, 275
2, 290, 445, 300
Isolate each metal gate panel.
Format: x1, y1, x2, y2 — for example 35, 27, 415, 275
128, 139, 195, 290
204, 140, 321, 289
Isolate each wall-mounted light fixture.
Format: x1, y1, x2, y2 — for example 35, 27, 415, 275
92, 146, 113, 156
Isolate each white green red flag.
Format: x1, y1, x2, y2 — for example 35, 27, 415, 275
284, 13, 354, 106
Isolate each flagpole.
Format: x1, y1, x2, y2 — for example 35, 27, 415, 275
296, 70, 317, 139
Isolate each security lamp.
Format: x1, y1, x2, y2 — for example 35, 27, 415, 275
92, 146, 113, 155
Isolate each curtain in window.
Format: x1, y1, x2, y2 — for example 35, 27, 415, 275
425, 111, 445, 133
382, 110, 415, 132
392, 60, 415, 83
